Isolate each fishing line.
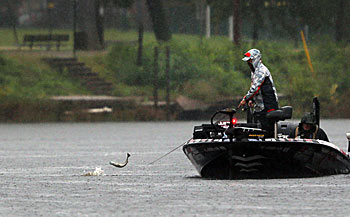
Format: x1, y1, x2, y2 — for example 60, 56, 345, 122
149, 107, 242, 165
148, 139, 191, 165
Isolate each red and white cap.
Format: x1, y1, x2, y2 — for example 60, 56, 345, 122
242, 49, 261, 62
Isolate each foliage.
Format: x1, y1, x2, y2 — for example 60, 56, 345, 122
105, 35, 250, 102
103, 32, 349, 116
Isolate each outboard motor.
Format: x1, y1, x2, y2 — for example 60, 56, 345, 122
347, 133, 350, 153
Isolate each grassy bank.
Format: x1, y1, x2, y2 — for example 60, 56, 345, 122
0, 28, 349, 121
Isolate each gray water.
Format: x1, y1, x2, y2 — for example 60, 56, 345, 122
0, 120, 350, 216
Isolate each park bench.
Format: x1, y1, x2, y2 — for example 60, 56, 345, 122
21, 34, 69, 51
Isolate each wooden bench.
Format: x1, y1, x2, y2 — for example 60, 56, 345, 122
22, 34, 69, 51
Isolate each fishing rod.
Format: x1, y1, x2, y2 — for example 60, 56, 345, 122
148, 139, 191, 165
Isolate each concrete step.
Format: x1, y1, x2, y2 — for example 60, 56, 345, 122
68, 65, 91, 72
89, 86, 113, 94
42, 57, 77, 63
42, 57, 113, 95
68, 65, 92, 73
91, 90, 112, 95
83, 78, 107, 84
56, 61, 85, 67
84, 81, 113, 87
70, 71, 99, 77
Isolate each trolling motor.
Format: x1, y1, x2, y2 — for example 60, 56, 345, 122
211, 108, 248, 140
209, 108, 237, 179
217, 108, 236, 180
210, 108, 236, 129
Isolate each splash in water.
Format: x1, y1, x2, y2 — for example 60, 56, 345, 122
82, 167, 104, 176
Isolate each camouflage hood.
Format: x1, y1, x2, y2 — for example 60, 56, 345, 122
242, 48, 262, 69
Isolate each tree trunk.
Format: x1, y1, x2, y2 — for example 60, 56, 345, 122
252, 0, 263, 44
205, 5, 211, 38
335, 0, 345, 41
165, 46, 170, 121
153, 47, 159, 111
95, 0, 105, 48
6, 0, 19, 45
146, 0, 171, 42
136, 23, 144, 66
76, 0, 103, 50
233, 0, 241, 45
136, 0, 144, 66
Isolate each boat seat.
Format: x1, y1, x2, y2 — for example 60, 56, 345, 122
266, 106, 293, 139
266, 106, 293, 122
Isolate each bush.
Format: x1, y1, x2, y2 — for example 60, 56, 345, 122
105, 36, 250, 101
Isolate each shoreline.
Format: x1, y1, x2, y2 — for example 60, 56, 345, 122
0, 97, 348, 123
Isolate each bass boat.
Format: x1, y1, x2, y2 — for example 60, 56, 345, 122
183, 98, 350, 179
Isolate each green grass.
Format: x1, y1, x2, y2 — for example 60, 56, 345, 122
0, 54, 88, 100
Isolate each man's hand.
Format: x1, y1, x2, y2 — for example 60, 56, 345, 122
248, 100, 254, 107
238, 99, 246, 108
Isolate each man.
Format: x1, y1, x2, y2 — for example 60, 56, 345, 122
288, 112, 329, 141
238, 49, 279, 134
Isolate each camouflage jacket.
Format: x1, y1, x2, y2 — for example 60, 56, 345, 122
244, 61, 279, 112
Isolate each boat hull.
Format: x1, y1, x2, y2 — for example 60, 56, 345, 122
183, 138, 350, 179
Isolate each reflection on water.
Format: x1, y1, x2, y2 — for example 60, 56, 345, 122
0, 120, 349, 216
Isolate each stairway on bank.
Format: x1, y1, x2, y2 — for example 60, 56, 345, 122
42, 57, 113, 95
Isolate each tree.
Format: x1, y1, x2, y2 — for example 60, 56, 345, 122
233, 0, 241, 45
206, 0, 241, 44
5, 0, 20, 45
146, 0, 172, 41
249, 0, 263, 42
76, 0, 104, 50
75, 0, 135, 50
335, 0, 345, 41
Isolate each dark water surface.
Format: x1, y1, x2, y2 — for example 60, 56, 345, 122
0, 120, 349, 216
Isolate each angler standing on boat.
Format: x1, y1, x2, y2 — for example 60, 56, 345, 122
238, 49, 279, 135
